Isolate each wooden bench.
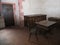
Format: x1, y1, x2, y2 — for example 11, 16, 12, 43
24, 14, 47, 27
48, 17, 60, 28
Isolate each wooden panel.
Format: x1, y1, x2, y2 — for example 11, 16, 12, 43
24, 14, 46, 27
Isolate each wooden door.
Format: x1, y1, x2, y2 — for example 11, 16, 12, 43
2, 4, 15, 27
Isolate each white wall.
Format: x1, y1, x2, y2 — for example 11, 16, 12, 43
1, 0, 20, 26
22, 0, 46, 15
23, 0, 60, 18
22, 0, 30, 15
44, 0, 60, 17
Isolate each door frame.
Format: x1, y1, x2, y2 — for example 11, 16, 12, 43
0, 2, 16, 26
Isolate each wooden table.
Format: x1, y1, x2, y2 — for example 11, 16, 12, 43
35, 20, 56, 35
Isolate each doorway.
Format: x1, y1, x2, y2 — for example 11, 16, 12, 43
2, 4, 15, 27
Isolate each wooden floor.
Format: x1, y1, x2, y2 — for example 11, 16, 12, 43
0, 27, 60, 45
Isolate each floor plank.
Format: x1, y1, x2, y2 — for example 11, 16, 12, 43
0, 27, 60, 45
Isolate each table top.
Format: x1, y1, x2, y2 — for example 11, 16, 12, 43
35, 20, 56, 27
